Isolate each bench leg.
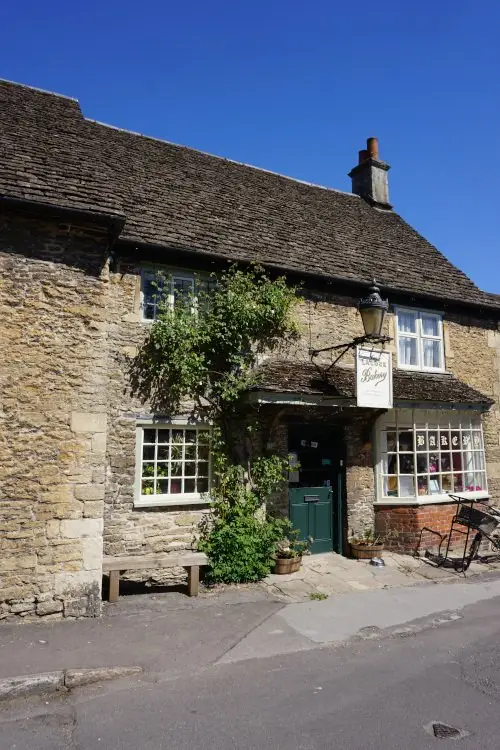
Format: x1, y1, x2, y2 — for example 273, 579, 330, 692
109, 570, 120, 602
186, 565, 199, 597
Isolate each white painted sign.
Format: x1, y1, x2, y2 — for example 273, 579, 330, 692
356, 346, 393, 409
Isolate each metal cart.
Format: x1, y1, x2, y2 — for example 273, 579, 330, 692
441, 494, 500, 572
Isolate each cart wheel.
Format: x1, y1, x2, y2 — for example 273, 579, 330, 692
463, 532, 482, 571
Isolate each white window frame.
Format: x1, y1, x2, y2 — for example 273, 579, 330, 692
140, 269, 196, 322
395, 307, 445, 372
134, 423, 211, 507
375, 408, 489, 505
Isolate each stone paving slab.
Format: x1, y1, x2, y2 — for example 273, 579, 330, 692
260, 551, 500, 602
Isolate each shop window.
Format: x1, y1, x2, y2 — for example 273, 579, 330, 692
378, 411, 487, 502
135, 425, 210, 506
395, 308, 444, 372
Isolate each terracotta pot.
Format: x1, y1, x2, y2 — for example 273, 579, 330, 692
350, 542, 384, 560
273, 556, 302, 574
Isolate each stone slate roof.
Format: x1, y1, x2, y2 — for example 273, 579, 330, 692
254, 360, 493, 408
0, 80, 498, 310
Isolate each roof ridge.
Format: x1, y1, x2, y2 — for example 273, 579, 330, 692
0, 78, 79, 103
86, 118, 359, 198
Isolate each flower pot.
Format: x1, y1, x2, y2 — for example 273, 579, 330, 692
273, 556, 302, 574
350, 542, 384, 560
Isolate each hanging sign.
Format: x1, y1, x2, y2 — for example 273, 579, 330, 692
356, 346, 393, 409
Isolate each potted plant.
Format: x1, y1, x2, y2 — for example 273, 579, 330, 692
350, 528, 384, 560
273, 525, 312, 574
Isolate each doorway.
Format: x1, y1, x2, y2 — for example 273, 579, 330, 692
288, 425, 345, 555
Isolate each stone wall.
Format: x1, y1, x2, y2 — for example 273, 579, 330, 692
102, 260, 208, 586
0, 211, 109, 621
2, 223, 499, 619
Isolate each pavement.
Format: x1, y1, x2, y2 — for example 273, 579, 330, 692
3, 582, 500, 748
1, 550, 500, 687
260, 549, 500, 601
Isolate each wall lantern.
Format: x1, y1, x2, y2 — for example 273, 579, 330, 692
309, 279, 392, 371
358, 280, 389, 339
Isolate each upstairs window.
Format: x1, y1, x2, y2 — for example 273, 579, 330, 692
395, 308, 444, 371
141, 272, 195, 321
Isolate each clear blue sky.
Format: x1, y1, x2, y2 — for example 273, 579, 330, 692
2, 1, 499, 292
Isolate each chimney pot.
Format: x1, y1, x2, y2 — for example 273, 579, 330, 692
348, 137, 391, 210
367, 137, 379, 160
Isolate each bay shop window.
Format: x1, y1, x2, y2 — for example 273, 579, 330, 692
376, 410, 488, 502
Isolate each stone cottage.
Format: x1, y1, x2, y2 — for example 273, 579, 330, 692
1, 79, 499, 620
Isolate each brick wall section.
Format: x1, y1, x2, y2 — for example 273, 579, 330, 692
0, 212, 109, 621
375, 502, 491, 555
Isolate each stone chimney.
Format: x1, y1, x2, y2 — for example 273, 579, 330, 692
348, 137, 392, 209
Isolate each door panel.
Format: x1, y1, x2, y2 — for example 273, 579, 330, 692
289, 487, 334, 554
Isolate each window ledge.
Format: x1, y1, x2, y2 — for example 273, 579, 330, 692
375, 492, 489, 507
134, 494, 210, 509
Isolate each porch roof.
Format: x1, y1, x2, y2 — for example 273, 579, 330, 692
250, 360, 494, 410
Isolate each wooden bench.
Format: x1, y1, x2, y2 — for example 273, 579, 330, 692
102, 552, 208, 602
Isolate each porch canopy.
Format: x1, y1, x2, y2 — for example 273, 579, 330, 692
249, 360, 494, 411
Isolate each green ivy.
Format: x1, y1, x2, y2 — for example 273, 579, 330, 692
131, 265, 302, 584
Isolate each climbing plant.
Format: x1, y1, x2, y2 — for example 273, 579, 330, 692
131, 265, 301, 582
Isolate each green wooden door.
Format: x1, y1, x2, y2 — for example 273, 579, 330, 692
289, 487, 334, 554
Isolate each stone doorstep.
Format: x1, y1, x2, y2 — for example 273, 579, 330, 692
0, 666, 143, 701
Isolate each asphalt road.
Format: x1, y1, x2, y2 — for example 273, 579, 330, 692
3, 595, 500, 749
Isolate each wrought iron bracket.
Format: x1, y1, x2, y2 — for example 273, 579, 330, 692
309, 335, 392, 373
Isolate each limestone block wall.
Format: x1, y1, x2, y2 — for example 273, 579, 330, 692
103, 261, 208, 585
0, 212, 109, 621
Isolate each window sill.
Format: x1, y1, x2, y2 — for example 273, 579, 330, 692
396, 364, 447, 375
134, 494, 210, 509
375, 491, 489, 507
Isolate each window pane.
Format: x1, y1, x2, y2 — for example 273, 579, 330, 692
475, 472, 486, 491
428, 431, 438, 451
143, 429, 156, 443
142, 480, 154, 495
157, 445, 169, 461
142, 445, 155, 460
417, 476, 428, 495
439, 454, 451, 472
384, 476, 398, 497
185, 445, 196, 460
142, 463, 155, 477
184, 462, 196, 477
439, 431, 450, 450
172, 430, 183, 443
472, 431, 483, 449
474, 452, 485, 471
185, 430, 197, 443
399, 454, 414, 474
399, 431, 414, 452
172, 277, 194, 306
398, 311, 417, 333
399, 476, 415, 497
451, 431, 460, 450
429, 475, 441, 494
156, 479, 168, 494
184, 478, 196, 493
442, 474, 452, 494
143, 303, 156, 320
384, 454, 397, 475
399, 337, 418, 366
454, 474, 464, 492
417, 454, 428, 473
157, 429, 170, 444
171, 462, 182, 477
416, 431, 427, 451
386, 432, 397, 451
423, 339, 441, 368
197, 477, 209, 494
421, 315, 439, 336
464, 473, 475, 491
170, 480, 182, 494
156, 464, 168, 478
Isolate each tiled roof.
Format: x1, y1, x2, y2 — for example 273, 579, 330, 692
254, 360, 493, 407
0, 80, 498, 309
